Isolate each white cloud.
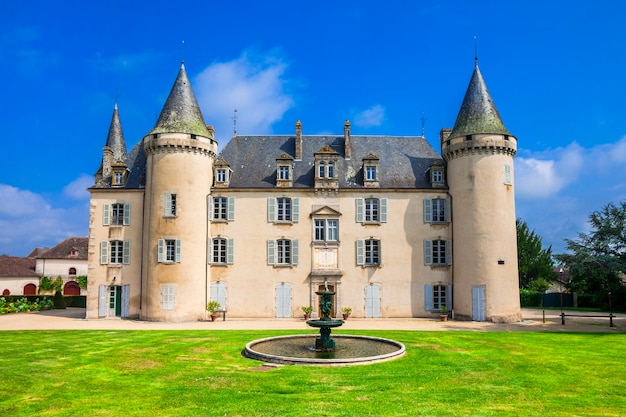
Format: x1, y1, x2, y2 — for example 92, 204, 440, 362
0, 184, 88, 256
353, 104, 385, 128
194, 50, 294, 144
63, 174, 92, 200
515, 136, 626, 254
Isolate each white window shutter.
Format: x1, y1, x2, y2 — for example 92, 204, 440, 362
356, 239, 365, 265
122, 240, 131, 265
227, 197, 235, 221
446, 284, 453, 310
291, 240, 299, 265
424, 240, 433, 265
175, 240, 182, 262
424, 284, 433, 311
446, 240, 452, 265
445, 197, 451, 223
267, 240, 276, 265
164, 194, 172, 216
100, 241, 109, 265
121, 285, 130, 318
292, 198, 300, 222
98, 285, 107, 317
424, 199, 432, 223
355, 198, 364, 223
227, 238, 235, 264
380, 198, 388, 223
208, 196, 214, 220
208, 238, 214, 264
504, 163, 512, 185
123, 203, 131, 225
157, 239, 164, 263
267, 198, 276, 222
103, 204, 111, 226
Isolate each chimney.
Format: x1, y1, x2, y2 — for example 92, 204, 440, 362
295, 120, 303, 160
344, 120, 351, 160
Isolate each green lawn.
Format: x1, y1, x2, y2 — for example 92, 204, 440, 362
0, 330, 624, 416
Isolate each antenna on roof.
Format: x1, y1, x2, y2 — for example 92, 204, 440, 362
474, 35, 478, 65
421, 112, 426, 137
233, 109, 238, 137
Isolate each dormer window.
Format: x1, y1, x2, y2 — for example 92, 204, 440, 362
366, 166, 377, 181
276, 153, 294, 187
111, 161, 127, 187
113, 172, 123, 185
362, 153, 380, 188
216, 169, 227, 183
314, 146, 339, 193
429, 161, 446, 188
213, 158, 232, 188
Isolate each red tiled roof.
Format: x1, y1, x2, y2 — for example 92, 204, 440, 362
35, 237, 88, 260
0, 256, 38, 277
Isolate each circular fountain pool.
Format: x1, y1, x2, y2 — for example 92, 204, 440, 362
244, 334, 405, 366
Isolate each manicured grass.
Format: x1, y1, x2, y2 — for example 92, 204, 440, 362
0, 330, 624, 416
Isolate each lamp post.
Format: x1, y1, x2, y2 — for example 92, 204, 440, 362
559, 268, 564, 325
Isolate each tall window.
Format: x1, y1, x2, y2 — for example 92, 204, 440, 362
162, 285, 175, 310
158, 239, 181, 263
277, 198, 291, 221
425, 283, 452, 311
112, 203, 125, 225
424, 240, 451, 266
268, 197, 299, 223
365, 198, 379, 222
103, 203, 130, 226
365, 166, 377, 181
267, 239, 299, 266
164, 194, 177, 217
327, 162, 335, 178
110, 240, 124, 264
216, 169, 227, 183
433, 284, 447, 310
356, 239, 381, 266
113, 172, 123, 185
424, 198, 450, 223
277, 239, 291, 264
211, 237, 234, 264
211, 196, 235, 221
278, 166, 290, 180
314, 219, 338, 241
356, 198, 387, 223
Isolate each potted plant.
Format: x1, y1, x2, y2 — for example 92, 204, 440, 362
439, 305, 449, 321
341, 306, 352, 320
302, 306, 313, 320
206, 301, 221, 322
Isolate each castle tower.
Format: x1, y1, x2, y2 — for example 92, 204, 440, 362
95, 103, 127, 186
442, 62, 521, 323
141, 62, 218, 321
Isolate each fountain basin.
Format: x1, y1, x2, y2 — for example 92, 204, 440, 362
244, 334, 406, 366
306, 319, 344, 328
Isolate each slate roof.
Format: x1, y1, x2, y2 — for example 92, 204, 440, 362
0, 256, 38, 277
449, 63, 513, 139
220, 134, 444, 189
35, 237, 88, 260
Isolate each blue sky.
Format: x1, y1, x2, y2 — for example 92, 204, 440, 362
1, 0, 626, 257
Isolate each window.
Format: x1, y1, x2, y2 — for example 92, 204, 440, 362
327, 162, 335, 178
278, 166, 290, 180
216, 169, 227, 183
158, 239, 181, 263
267, 197, 299, 222
356, 198, 387, 223
432, 170, 443, 184
424, 198, 450, 223
267, 239, 299, 266
211, 196, 235, 221
317, 161, 336, 178
68, 267, 77, 275
113, 172, 123, 185
210, 282, 227, 310
318, 162, 325, 178
504, 163, 512, 185
164, 194, 177, 217
314, 219, 338, 241
99, 240, 130, 265
424, 239, 451, 266
365, 166, 377, 181
424, 284, 452, 311
356, 239, 380, 266
162, 285, 175, 310
211, 238, 234, 264
103, 203, 130, 226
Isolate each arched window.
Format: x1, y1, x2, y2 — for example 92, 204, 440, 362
2, 289, 10, 296
69, 267, 77, 275
23, 283, 37, 295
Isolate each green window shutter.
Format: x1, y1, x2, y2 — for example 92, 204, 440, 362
356, 239, 365, 265
444, 197, 451, 223
291, 240, 299, 265
267, 240, 276, 265
424, 199, 432, 223
122, 240, 131, 264
103, 204, 111, 226
175, 240, 182, 262
123, 203, 131, 225
164, 194, 172, 216
424, 240, 433, 265
100, 241, 109, 264
380, 198, 388, 223
227, 238, 235, 264
157, 239, 164, 263
424, 284, 433, 310
227, 197, 235, 221
355, 198, 364, 223
292, 198, 300, 222
267, 198, 276, 222
446, 240, 452, 265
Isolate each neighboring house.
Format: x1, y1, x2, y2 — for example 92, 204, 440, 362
87, 60, 521, 323
0, 256, 39, 296
35, 237, 88, 295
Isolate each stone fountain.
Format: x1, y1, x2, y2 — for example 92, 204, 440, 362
305, 281, 344, 350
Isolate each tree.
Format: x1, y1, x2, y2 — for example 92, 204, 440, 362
555, 201, 626, 310
517, 219, 557, 289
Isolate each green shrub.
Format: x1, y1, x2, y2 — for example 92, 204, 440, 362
520, 289, 543, 307
77, 275, 88, 288
53, 291, 66, 309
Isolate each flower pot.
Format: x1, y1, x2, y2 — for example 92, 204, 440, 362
440, 314, 448, 321
304, 314, 311, 320
210, 314, 218, 322
342, 313, 350, 320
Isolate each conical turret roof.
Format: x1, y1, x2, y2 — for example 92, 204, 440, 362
449, 63, 512, 138
105, 103, 127, 161
149, 62, 211, 137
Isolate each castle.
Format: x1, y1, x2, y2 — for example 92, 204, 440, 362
86, 60, 521, 323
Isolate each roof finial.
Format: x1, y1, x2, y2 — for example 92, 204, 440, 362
181, 40, 185, 63
474, 35, 478, 66
232, 109, 238, 137
421, 112, 426, 137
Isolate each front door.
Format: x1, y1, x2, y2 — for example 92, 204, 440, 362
108, 286, 122, 317
365, 284, 381, 318
317, 285, 335, 318
275, 283, 292, 318
472, 286, 486, 321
